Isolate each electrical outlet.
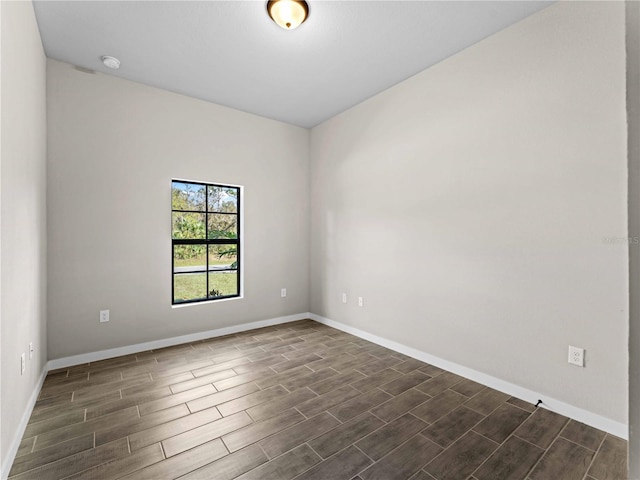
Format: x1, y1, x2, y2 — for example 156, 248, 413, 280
21, 353, 26, 375
281, 288, 287, 298
29, 342, 34, 360
568, 346, 585, 367
100, 310, 110, 323
358, 297, 364, 307
342, 293, 347, 304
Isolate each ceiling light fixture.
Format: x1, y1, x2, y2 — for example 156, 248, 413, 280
101, 55, 120, 69
267, 0, 309, 30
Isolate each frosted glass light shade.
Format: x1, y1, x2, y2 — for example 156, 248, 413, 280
267, 0, 309, 30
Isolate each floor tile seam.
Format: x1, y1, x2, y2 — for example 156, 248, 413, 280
424, 409, 489, 448
54, 460, 105, 480
468, 431, 533, 479
336, 410, 402, 454
448, 382, 484, 398
40, 377, 127, 398
301, 440, 374, 479
378, 378, 431, 397
24, 408, 89, 434
45, 378, 156, 400
408, 412, 432, 430
86, 357, 139, 368
79, 363, 147, 378
422, 429, 500, 480
44, 372, 89, 385
8, 438, 102, 480
390, 434, 446, 478
469, 419, 520, 446
352, 366, 387, 377
368, 429, 442, 467
511, 432, 550, 450
254, 442, 272, 467
99, 409, 204, 450
206, 390, 283, 418
580, 432, 608, 480
324, 410, 343, 425
460, 398, 496, 417
283, 444, 325, 479
220, 433, 233, 453
65, 441, 166, 480
27, 413, 127, 453
306, 377, 357, 395
256, 440, 314, 469
7, 436, 95, 478
522, 444, 547, 480
555, 415, 573, 440
139, 388, 218, 413
556, 434, 599, 453
264, 364, 279, 376
413, 398, 471, 426
40, 379, 78, 392
310, 431, 354, 461
249, 385, 320, 418
539, 415, 570, 452
279, 383, 292, 394
352, 443, 376, 465
505, 399, 536, 415
418, 468, 443, 480
387, 387, 432, 416
520, 418, 572, 480
281, 351, 311, 361
26, 436, 36, 456
245, 395, 311, 423
38, 386, 104, 401
412, 432, 452, 478
293, 406, 308, 420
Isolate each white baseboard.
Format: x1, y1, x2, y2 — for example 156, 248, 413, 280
48, 312, 310, 370
309, 313, 628, 439
1, 365, 48, 480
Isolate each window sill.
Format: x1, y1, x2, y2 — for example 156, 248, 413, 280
171, 295, 243, 308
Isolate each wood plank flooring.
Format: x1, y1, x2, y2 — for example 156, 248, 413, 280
9, 319, 628, 479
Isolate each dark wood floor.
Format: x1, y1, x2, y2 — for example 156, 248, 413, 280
9, 319, 627, 480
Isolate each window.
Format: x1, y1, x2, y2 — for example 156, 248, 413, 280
172, 180, 241, 304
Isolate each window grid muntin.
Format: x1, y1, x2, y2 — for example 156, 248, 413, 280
172, 180, 240, 305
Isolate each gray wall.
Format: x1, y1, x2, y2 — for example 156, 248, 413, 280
309, 1, 628, 424
46, 60, 309, 359
0, 0, 48, 472
627, 0, 639, 475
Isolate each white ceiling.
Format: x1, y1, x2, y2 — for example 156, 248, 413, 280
34, 1, 551, 128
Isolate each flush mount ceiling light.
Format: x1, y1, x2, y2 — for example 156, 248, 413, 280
267, 0, 309, 30
101, 55, 120, 69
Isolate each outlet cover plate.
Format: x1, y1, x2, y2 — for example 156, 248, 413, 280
568, 345, 585, 367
